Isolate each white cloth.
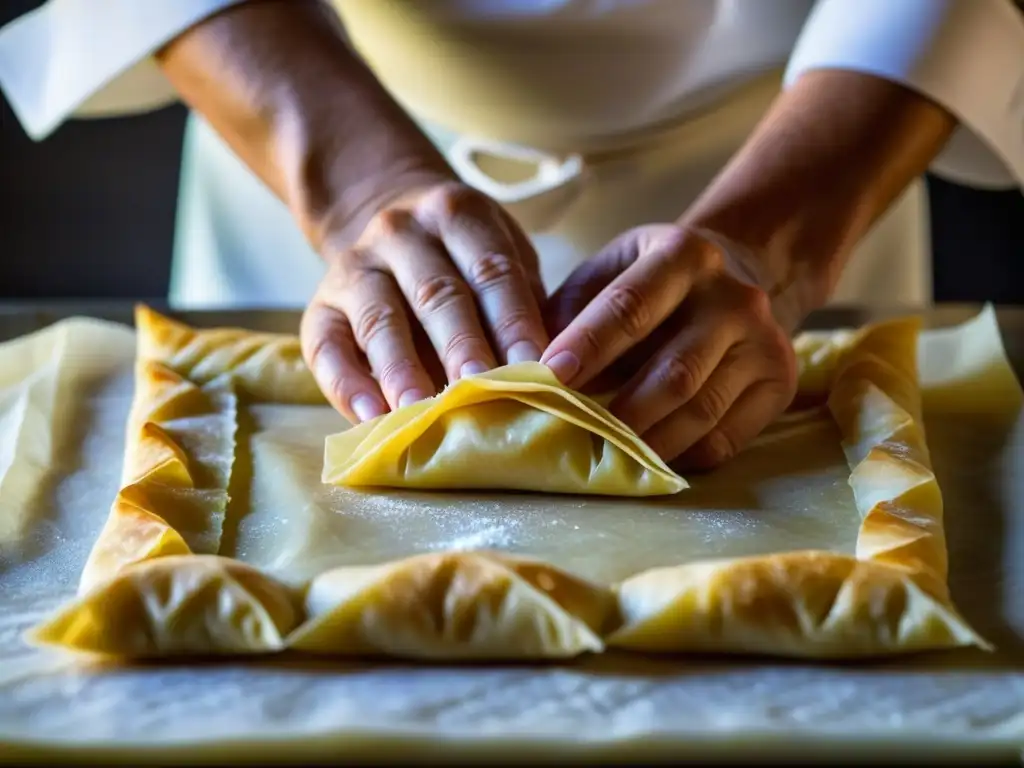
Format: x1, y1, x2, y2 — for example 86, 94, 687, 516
2, 0, 1023, 310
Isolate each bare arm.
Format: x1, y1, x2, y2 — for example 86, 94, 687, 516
683, 69, 958, 331
541, 70, 959, 468
154, 0, 455, 253
156, 0, 550, 421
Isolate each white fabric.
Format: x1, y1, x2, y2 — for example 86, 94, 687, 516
0, 0, 1022, 310
786, 0, 1024, 191
3, 0, 1023, 184
174, 76, 930, 309
0, 0, 248, 140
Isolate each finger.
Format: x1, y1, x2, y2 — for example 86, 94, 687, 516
499, 207, 548, 308
300, 300, 387, 423
609, 312, 745, 435
542, 243, 635, 339
541, 232, 717, 390
576, 310, 684, 396
339, 265, 438, 410
419, 185, 549, 365
674, 379, 794, 471
407, 310, 448, 393
374, 209, 498, 382
639, 349, 762, 462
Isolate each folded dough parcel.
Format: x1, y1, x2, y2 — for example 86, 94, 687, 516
25, 304, 1021, 661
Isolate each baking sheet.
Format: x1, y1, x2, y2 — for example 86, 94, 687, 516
0, 309, 1022, 762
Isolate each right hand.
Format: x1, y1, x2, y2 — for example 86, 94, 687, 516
301, 181, 551, 423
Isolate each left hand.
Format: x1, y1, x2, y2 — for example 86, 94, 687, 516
541, 224, 799, 470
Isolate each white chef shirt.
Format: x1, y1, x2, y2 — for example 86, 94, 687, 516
1, 0, 1023, 308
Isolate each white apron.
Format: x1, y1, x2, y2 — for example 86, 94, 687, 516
169, 0, 929, 310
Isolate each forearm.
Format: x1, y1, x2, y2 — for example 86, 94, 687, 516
155, 0, 454, 253
682, 70, 957, 328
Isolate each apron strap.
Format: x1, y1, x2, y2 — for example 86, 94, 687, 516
447, 137, 588, 232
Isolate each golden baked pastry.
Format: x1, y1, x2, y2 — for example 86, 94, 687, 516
609, 317, 981, 658
34, 555, 300, 657
134, 304, 322, 404
290, 552, 616, 660
27, 306, 993, 661
77, 361, 237, 595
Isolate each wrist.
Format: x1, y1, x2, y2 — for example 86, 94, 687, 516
309, 156, 456, 254
680, 224, 827, 334
254, 39, 458, 253
678, 70, 956, 331
156, 0, 458, 255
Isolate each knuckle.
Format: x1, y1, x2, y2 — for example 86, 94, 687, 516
427, 182, 491, 221
370, 208, 415, 239
491, 308, 535, 348
412, 274, 471, 316
736, 283, 774, 324
603, 285, 651, 339
442, 329, 485, 363
658, 351, 703, 401
338, 265, 380, 299
351, 300, 401, 347
689, 238, 724, 274
576, 324, 604, 362
304, 337, 356, 401
320, 251, 365, 290
377, 358, 421, 393
328, 375, 363, 406
642, 226, 687, 259
693, 384, 732, 424
303, 332, 331, 374
467, 251, 522, 292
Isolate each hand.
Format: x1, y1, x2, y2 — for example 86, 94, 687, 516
301, 181, 550, 423
541, 224, 799, 470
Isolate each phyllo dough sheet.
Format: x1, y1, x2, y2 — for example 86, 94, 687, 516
18, 303, 1017, 662
0, 305, 1022, 760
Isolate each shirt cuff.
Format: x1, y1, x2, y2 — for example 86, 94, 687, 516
0, 0, 250, 140
785, 0, 1024, 191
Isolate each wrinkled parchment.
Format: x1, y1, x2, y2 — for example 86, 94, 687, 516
0, 309, 1022, 762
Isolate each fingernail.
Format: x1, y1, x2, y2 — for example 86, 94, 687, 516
398, 388, 430, 409
350, 393, 385, 423
460, 360, 490, 378
543, 350, 580, 384
507, 340, 541, 364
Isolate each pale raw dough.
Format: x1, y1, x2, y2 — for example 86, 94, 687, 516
75, 362, 237, 595
22, 306, 1004, 661
610, 317, 982, 658
225, 398, 859, 585
0, 306, 1021, 759
323, 361, 687, 496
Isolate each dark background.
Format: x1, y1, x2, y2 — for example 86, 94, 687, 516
1, 0, 1022, 303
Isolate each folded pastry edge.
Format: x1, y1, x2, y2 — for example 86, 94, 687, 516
27, 306, 993, 662
607, 315, 989, 658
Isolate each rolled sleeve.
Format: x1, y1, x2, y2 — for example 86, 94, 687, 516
785, 0, 1024, 191
0, 0, 249, 141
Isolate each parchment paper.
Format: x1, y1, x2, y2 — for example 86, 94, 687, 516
0, 309, 1022, 763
